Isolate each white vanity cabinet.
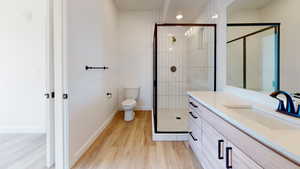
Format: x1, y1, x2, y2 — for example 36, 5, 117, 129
201, 120, 226, 169
188, 101, 202, 160
227, 142, 263, 169
201, 119, 262, 169
187, 96, 299, 169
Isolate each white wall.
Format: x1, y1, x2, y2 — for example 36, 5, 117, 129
66, 0, 119, 165
0, 0, 47, 133
119, 11, 158, 110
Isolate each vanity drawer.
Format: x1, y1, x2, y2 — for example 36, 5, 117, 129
188, 97, 201, 111
198, 102, 300, 169
189, 97, 205, 116
188, 109, 202, 128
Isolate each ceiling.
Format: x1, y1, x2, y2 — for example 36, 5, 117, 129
164, 0, 209, 22
115, 0, 209, 22
114, 0, 163, 11
228, 0, 273, 11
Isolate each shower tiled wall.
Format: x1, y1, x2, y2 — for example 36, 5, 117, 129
157, 27, 187, 109
157, 26, 215, 110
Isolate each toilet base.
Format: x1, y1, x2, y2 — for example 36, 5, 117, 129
124, 110, 135, 121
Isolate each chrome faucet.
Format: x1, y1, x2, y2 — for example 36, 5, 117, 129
270, 91, 300, 118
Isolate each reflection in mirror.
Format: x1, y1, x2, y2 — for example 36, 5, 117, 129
227, 24, 280, 92
226, 0, 299, 94
227, 0, 300, 94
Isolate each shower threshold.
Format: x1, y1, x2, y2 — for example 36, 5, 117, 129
151, 110, 189, 141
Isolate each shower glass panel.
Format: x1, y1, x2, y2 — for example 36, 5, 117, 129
227, 40, 244, 88
154, 24, 216, 133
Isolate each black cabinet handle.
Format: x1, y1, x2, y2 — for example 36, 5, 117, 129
226, 147, 233, 169
218, 140, 224, 159
189, 132, 198, 141
189, 112, 198, 119
189, 102, 198, 108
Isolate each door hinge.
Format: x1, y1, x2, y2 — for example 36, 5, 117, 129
51, 92, 55, 99
63, 94, 68, 100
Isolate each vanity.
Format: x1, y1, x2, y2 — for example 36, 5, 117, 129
187, 91, 300, 169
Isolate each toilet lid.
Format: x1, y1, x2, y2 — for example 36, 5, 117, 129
122, 99, 136, 106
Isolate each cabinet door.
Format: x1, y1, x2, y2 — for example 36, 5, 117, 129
202, 120, 226, 169
226, 142, 263, 169
188, 118, 202, 158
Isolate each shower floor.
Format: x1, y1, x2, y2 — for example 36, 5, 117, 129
157, 108, 188, 132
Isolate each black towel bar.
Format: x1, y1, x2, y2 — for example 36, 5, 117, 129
85, 66, 109, 70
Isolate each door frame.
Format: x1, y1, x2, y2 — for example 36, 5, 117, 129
53, 0, 70, 168
45, 0, 55, 167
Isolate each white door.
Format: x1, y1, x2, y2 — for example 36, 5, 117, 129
45, 0, 55, 167
0, 0, 54, 168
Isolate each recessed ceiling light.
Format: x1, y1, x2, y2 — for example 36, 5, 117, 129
212, 13, 219, 19
176, 12, 183, 20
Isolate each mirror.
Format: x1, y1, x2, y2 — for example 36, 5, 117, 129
227, 24, 279, 92
226, 0, 300, 93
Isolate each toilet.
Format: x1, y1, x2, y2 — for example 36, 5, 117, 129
122, 87, 140, 121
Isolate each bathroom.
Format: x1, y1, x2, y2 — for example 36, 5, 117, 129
1, 0, 300, 168
62, 0, 300, 168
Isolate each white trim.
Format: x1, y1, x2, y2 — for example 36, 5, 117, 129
70, 110, 118, 167
118, 106, 153, 111
152, 133, 188, 141
135, 106, 153, 111
162, 0, 171, 22
0, 127, 45, 134
53, 0, 69, 168
46, 0, 55, 167
151, 110, 188, 141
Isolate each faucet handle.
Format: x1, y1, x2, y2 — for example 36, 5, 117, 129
277, 100, 286, 112
297, 104, 300, 115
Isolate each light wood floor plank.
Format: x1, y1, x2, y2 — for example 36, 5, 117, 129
0, 134, 48, 169
72, 111, 202, 169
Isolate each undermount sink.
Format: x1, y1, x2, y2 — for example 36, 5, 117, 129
224, 104, 253, 109
226, 106, 298, 130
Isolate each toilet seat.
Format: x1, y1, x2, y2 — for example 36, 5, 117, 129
122, 99, 137, 108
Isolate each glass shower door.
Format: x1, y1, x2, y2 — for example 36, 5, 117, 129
154, 24, 216, 133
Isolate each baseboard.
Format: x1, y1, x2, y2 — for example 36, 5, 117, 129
152, 132, 188, 141
0, 126, 46, 134
151, 110, 188, 141
70, 109, 117, 167
118, 106, 153, 111
135, 106, 152, 111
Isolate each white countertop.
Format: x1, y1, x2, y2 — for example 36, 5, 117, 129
188, 91, 300, 165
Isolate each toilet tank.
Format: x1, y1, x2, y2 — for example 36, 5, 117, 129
124, 87, 140, 100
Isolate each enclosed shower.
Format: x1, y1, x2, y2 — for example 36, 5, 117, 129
153, 24, 216, 133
